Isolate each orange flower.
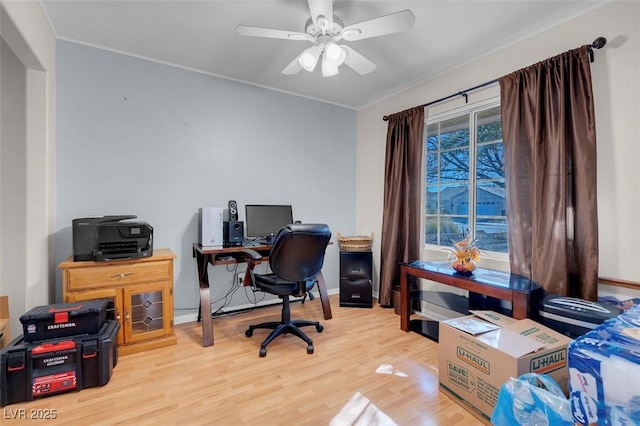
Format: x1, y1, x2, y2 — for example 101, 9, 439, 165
447, 232, 480, 273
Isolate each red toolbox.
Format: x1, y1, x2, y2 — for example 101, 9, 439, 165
20, 300, 108, 342
0, 319, 119, 407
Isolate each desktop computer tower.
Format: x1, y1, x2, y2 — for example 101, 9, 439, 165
198, 207, 224, 247
223, 221, 244, 247
339, 251, 373, 308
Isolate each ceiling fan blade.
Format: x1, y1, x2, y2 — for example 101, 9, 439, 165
308, 0, 333, 28
341, 9, 415, 41
236, 25, 312, 41
282, 54, 303, 75
341, 46, 377, 75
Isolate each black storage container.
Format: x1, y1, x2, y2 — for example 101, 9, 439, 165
0, 319, 119, 407
20, 299, 108, 342
339, 251, 373, 308
538, 294, 622, 338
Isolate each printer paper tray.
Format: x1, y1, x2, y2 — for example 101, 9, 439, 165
95, 247, 151, 262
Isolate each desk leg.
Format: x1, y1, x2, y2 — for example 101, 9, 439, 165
316, 272, 333, 320
400, 266, 410, 331
196, 251, 214, 347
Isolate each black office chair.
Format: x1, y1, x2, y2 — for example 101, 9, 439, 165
239, 223, 331, 357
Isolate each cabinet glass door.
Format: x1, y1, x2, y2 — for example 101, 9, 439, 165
124, 283, 171, 343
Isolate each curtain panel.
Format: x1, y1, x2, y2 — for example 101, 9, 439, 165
499, 45, 599, 300
379, 106, 424, 306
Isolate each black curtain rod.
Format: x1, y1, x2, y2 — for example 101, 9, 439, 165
382, 36, 607, 121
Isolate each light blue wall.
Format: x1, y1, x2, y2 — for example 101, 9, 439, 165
55, 40, 356, 322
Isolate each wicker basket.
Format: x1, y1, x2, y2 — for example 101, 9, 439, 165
337, 233, 373, 252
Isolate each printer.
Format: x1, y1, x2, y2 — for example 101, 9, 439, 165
72, 215, 153, 262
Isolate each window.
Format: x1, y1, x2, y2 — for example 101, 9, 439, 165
424, 101, 507, 253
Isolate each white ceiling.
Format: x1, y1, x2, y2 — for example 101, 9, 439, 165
40, 0, 605, 109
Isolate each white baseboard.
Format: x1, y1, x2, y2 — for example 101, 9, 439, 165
174, 288, 340, 325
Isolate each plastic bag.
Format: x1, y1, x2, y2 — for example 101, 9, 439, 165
491, 373, 573, 426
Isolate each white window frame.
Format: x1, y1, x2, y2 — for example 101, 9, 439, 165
423, 96, 508, 261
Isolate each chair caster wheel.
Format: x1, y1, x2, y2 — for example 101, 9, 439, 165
307, 344, 314, 354
316, 324, 324, 333
259, 347, 267, 357
245, 329, 253, 337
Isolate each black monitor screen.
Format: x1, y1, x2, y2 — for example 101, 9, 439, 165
245, 204, 293, 241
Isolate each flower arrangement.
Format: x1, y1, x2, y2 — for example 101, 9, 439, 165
447, 231, 480, 275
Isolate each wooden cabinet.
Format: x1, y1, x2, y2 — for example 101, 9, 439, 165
0, 295, 9, 349
59, 248, 177, 355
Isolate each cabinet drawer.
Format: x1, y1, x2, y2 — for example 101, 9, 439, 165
66, 260, 171, 290
340, 277, 373, 308
340, 251, 372, 279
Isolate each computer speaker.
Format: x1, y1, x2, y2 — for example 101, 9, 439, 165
223, 220, 244, 246
228, 200, 238, 221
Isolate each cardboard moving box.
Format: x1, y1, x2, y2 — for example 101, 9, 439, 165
438, 310, 572, 420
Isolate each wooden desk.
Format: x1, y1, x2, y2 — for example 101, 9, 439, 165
400, 261, 542, 338
193, 243, 333, 347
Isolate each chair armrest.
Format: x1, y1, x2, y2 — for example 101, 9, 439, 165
240, 249, 262, 261
236, 249, 263, 288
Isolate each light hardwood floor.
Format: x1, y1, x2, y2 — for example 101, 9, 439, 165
2, 295, 487, 425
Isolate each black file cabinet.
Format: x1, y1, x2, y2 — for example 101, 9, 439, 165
340, 251, 373, 308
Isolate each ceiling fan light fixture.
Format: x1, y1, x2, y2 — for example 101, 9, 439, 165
321, 55, 339, 77
324, 42, 346, 66
298, 46, 321, 72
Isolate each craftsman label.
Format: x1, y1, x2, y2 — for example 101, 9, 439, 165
34, 352, 76, 370
47, 322, 77, 330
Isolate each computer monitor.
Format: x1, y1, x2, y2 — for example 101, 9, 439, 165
244, 204, 294, 244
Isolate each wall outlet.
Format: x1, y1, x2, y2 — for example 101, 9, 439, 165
237, 272, 244, 286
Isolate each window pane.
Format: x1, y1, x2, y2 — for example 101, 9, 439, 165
425, 217, 438, 245
439, 184, 468, 215
475, 218, 508, 253
424, 216, 468, 246
440, 115, 469, 149
426, 153, 438, 183
476, 182, 506, 216
426, 185, 438, 214
440, 217, 468, 247
440, 148, 469, 182
426, 124, 438, 151
477, 106, 502, 143
476, 143, 504, 180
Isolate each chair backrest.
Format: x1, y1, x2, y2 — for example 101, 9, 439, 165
269, 223, 331, 283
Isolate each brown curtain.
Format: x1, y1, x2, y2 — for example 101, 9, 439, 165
499, 45, 598, 300
379, 106, 424, 306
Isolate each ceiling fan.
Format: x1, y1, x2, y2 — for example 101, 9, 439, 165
236, 0, 415, 77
